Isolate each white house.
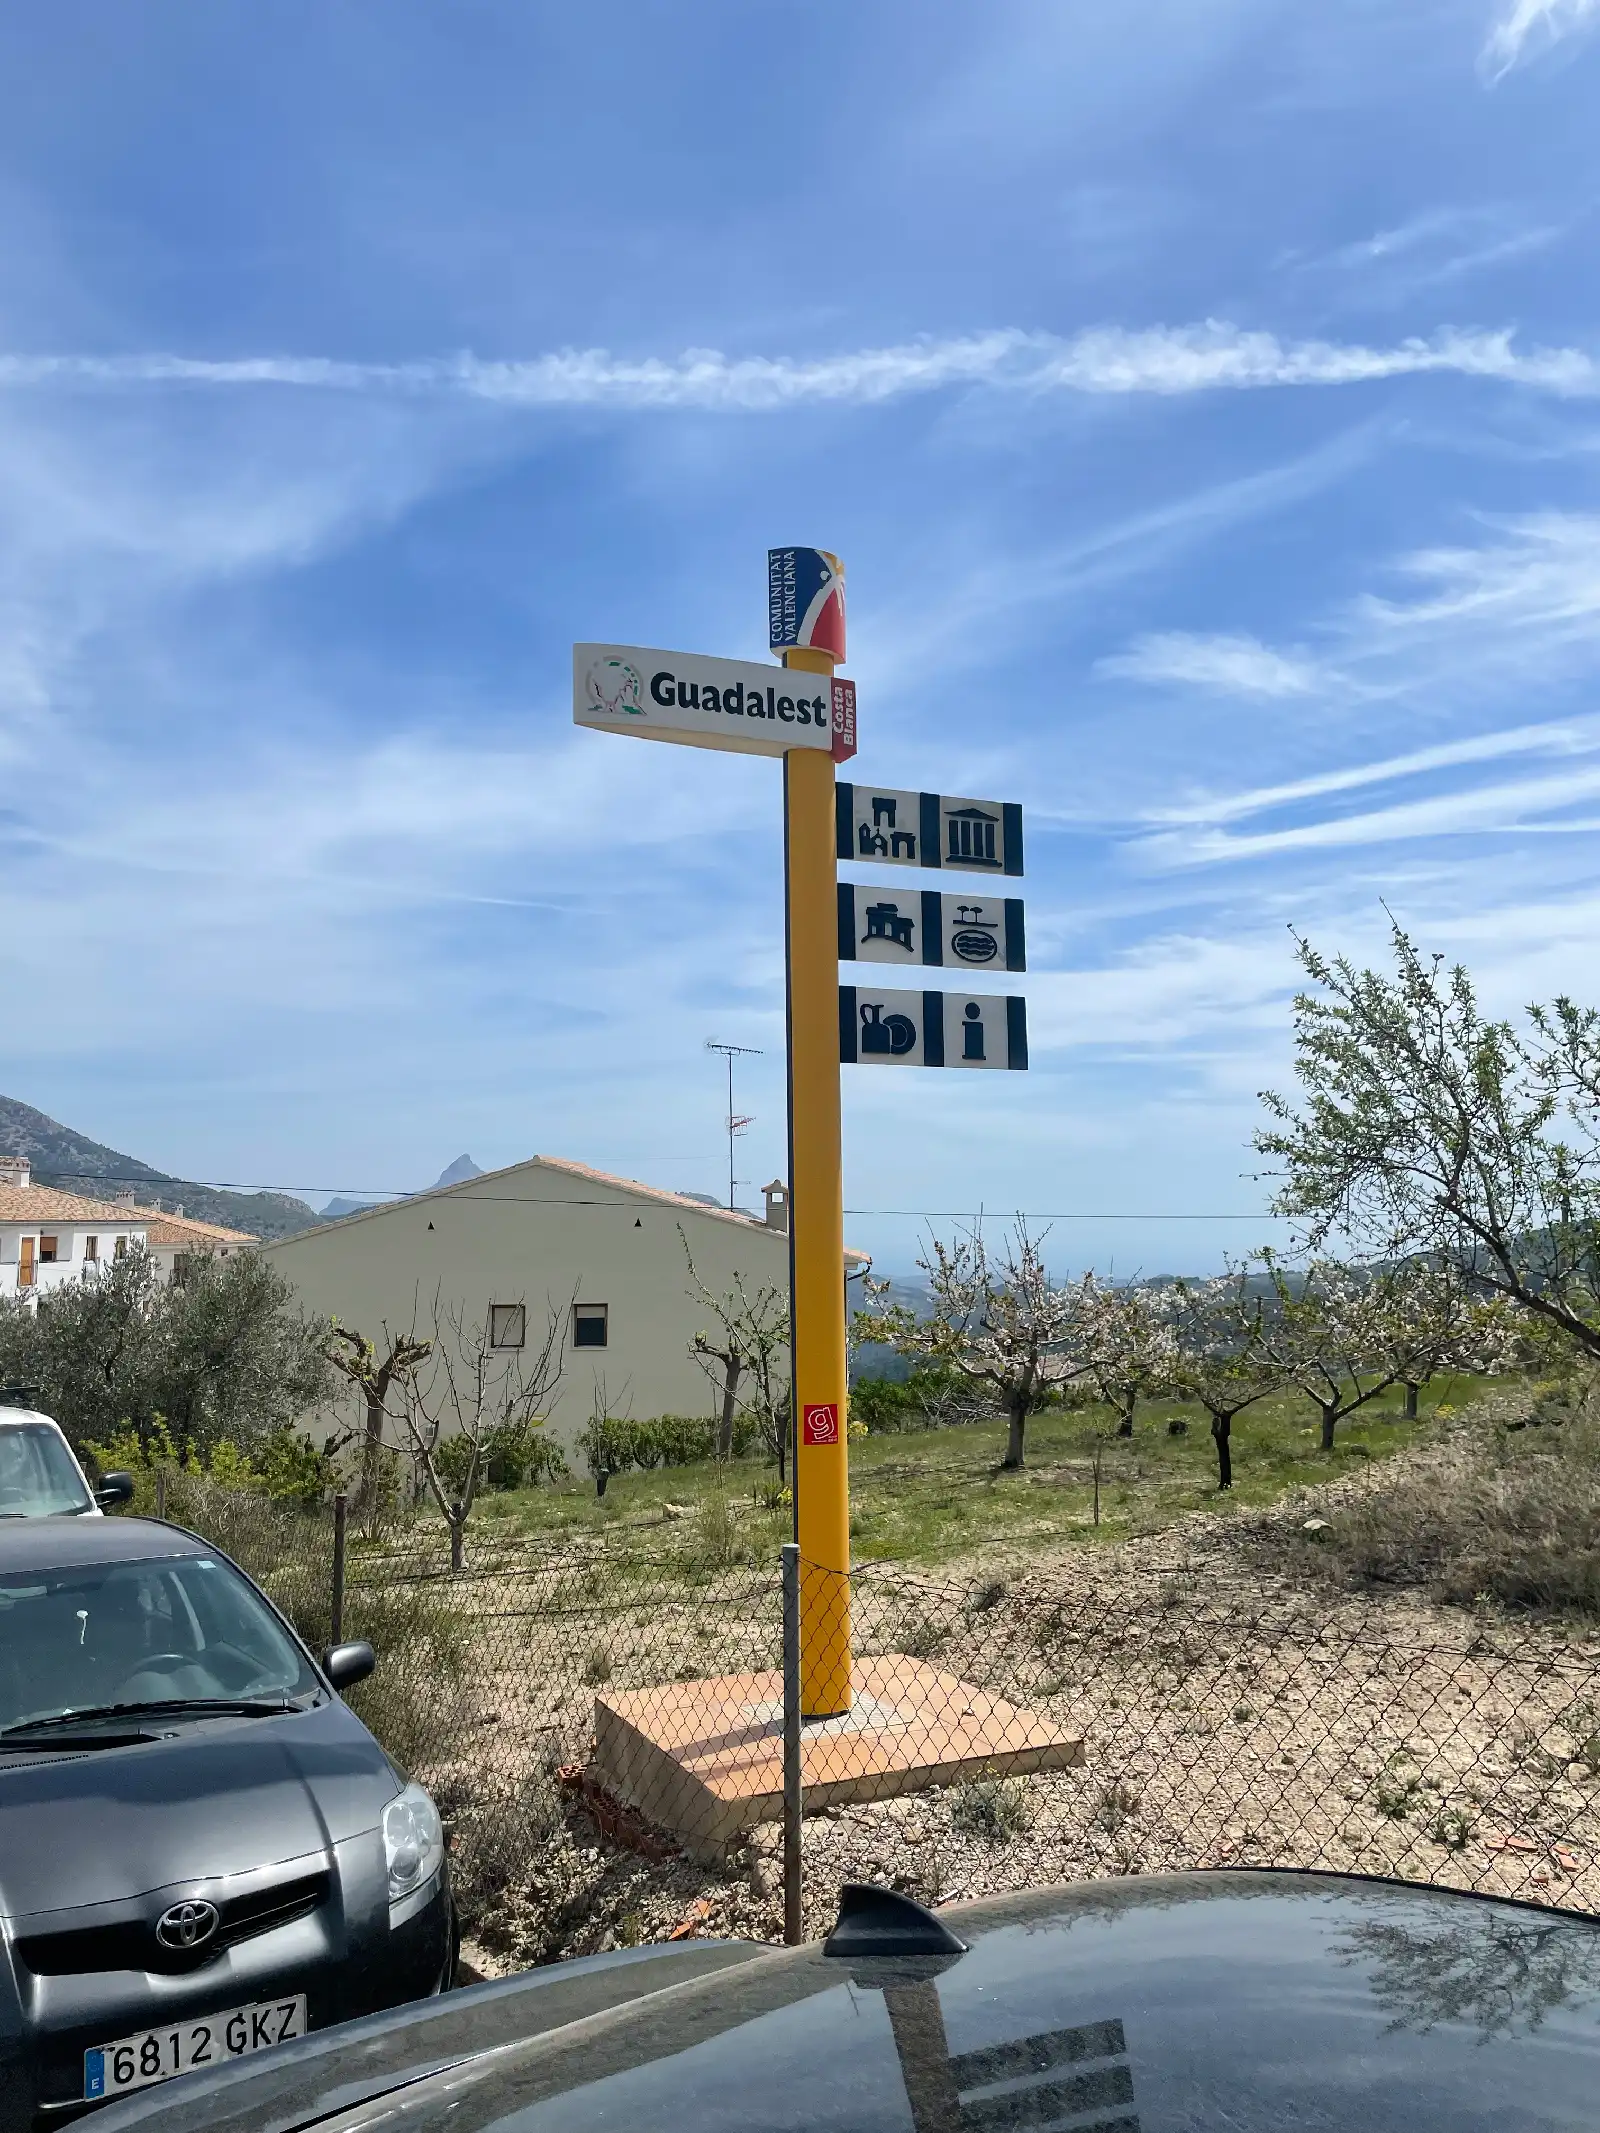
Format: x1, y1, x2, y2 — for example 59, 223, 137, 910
141, 1208, 258, 1282
263, 1155, 863, 1444
0, 1157, 149, 1299
0, 1157, 256, 1298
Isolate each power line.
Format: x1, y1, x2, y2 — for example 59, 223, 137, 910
21, 1170, 1282, 1223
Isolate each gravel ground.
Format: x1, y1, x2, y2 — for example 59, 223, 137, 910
443, 1416, 1600, 1973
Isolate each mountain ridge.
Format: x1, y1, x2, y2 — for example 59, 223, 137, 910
0, 1094, 321, 1242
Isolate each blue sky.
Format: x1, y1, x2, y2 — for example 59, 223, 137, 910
3, 0, 1600, 1276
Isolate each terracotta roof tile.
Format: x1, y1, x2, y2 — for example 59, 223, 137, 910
0, 1185, 149, 1225
139, 1212, 257, 1247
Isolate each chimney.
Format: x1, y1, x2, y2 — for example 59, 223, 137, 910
115, 1191, 136, 1210
0, 1156, 30, 1189
762, 1180, 790, 1233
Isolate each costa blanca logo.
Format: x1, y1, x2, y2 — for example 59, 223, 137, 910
585, 657, 645, 717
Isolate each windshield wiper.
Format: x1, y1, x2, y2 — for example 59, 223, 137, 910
0, 1696, 303, 1737
0, 1727, 161, 1751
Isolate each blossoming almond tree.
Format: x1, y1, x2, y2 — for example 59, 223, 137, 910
1257, 923, 1600, 1357
1258, 1255, 1480, 1453
1076, 1274, 1180, 1438
1167, 1271, 1283, 1492
855, 1221, 1091, 1469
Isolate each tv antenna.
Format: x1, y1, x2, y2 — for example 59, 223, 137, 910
705, 1040, 763, 1211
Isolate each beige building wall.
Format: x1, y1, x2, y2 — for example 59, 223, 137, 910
263, 1157, 798, 1444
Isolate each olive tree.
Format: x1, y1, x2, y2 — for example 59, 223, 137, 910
0, 1246, 332, 1460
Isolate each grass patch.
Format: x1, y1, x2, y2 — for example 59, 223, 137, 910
1322, 1379, 1600, 1617
475, 1379, 1454, 1568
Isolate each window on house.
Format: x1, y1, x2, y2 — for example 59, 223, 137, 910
573, 1303, 608, 1349
84, 1235, 98, 1263
113, 1235, 128, 1259
489, 1303, 526, 1350
38, 1235, 58, 1265
19, 1238, 35, 1288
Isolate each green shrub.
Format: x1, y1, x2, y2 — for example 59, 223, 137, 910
850, 1366, 970, 1433
435, 1420, 568, 1497
84, 1418, 334, 1507
574, 1413, 757, 1486
340, 1579, 475, 1773
952, 1776, 1031, 1843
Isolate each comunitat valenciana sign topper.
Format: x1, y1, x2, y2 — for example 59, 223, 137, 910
572, 550, 1024, 1724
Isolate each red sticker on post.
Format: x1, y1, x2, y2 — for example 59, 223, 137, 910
802, 1403, 840, 1446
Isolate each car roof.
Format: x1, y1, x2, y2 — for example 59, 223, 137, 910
0, 1407, 66, 1430
0, 1515, 206, 1572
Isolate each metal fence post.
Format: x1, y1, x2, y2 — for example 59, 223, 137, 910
782, 1542, 803, 1945
331, 1491, 348, 1648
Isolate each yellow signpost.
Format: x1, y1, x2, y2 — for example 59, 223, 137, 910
781, 652, 852, 1717
573, 545, 858, 1719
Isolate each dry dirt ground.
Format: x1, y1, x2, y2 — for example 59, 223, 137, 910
425, 1424, 1600, 1975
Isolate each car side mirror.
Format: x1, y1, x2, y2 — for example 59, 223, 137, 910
95, 1472, 136, 1510
321, 1640, 376, 1691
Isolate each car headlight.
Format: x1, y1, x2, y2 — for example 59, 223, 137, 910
383, 1783, 444, 1923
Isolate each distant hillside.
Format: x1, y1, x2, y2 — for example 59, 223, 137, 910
0, 1095, 320, 1242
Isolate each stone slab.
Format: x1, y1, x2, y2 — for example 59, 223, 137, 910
591, 1654, 1082, 1862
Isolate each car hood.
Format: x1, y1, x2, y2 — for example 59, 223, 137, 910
94, 1872, 1600, 2133
0, 1699, 395, 1921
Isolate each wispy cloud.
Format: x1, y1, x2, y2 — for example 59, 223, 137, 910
1149, 718, 1600, 827
1, 322, 1598, 411
1304, 207, 1564, 297
1152, 764, 1600, 864
1097, 631, 1319, 697
1482, 0, 1600, 79
1360, 511, 1600, 635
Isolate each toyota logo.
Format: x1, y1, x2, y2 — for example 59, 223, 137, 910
155, 1900, 219, 1952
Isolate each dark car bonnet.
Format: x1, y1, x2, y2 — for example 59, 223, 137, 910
127, 1872, 1600, 2133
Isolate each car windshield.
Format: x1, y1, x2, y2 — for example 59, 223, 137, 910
0, 1553, 320, 1731
0, 1423, 94, 1517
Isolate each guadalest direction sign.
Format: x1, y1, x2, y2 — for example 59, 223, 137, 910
574, 644, 857, 762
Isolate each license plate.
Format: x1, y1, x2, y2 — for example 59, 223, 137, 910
83, 1994, 308, 2100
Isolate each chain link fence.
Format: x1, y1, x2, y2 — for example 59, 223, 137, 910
153, 1476, 1600, 1967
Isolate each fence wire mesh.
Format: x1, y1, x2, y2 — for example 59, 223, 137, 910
157, 1477, 1600, 1967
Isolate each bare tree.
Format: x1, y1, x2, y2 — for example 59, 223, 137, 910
681, 1230, 791, 1471
1167, 1272, 1282, 1491
328, 1319, 433, 1523
1077, 1275, 1179, 1438
856, 1222, 1089, 1469
391, 1290, 569, 1570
